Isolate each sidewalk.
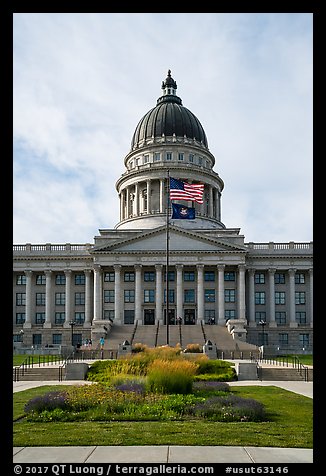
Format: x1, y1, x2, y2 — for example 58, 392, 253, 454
13, 445, 313, 463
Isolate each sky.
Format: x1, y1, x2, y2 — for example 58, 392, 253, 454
13, 13, 313, 245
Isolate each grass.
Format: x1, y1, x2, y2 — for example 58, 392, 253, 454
13, 354, 62, 366
13, 384, 312, 448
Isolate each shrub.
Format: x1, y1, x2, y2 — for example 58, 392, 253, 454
24, 391, 67, 414
147, 359, 198, 394
189, 394, 266, 422
184, 343, 202, 353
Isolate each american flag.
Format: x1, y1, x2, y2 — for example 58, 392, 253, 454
169, 177, 204, 204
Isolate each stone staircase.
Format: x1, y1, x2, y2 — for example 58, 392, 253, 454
13, 366, 61, 381
258, 365, 313, 381
203, 324, 260, 359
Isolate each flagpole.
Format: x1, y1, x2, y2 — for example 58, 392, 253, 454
166, 169, 170, 346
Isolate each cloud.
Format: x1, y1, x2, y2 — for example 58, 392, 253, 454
13, 13, 313, 244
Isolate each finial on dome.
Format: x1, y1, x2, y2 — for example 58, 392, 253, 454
161, 69, 177, 94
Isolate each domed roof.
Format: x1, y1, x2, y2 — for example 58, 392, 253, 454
131, 70, 208, 149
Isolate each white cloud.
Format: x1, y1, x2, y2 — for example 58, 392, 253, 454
13, 12, 313, 244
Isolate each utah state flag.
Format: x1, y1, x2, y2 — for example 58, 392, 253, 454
171, 203, 195, 219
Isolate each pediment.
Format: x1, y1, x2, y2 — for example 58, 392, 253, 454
92, 225, 247, 254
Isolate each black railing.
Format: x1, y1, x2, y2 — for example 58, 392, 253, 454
13, 354, 65, 382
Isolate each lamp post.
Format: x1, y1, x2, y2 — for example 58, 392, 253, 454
259, 319, 266, 346
69, 320, 76, 347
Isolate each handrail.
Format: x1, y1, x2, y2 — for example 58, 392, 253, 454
178, 321, 182, 347
130, 321, 138, 345
13, 354, 65, 382
250, 354, 310, 382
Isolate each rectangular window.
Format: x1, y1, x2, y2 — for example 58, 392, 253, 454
204, 309, 215, 324
295, 273, 305, 284
36, 275, 46, 285
55, 312, 65, 324
16, 293, 26, 306
178, 153, 184, 161
225, 289, 236, 303
144, 272, 155, 282
255, 311, 266, 323
255, 273, 265, 284
104, 272, 115, 282
299, 334, 309, 348
279, 333, 288, 345
184, 289, 195, 303
55, 274, 66, 285
275, 292, 286, 305
75, 312, 85, 324
35, 312, 45, 324
224, 272, 235, 281
75, 292, 85, 305
124, 290, 135, 303
295, 292, 306, 305
124, 310, 135, 324
164, 271, 175, 282
188, 154, 194, 163
16, 313, 26, 324
104, 290, 115, 303
204, 271, 215, 282
75, 274, 85, 285
275, 312, 286, 325
36, 293, 46, 306
52, 334, 62, 345
164, 289, 175, 303
184, 271, 195, 282
124, 272, 135, 282
296, 312, 307, 324
144, 289, 155, 303
205, 289, 215, 302
144, 154, 150, 163
154, 152, 161, 162
198, 157, 203, 165
55, 292, 66, 306
275, 273, 286, 284
16, 275, 26, 285
33, 334, 42, 346
166, 152, 172, 161
104, 310, 115, 320
255, 292, 265, 305
225, 309, 236, 320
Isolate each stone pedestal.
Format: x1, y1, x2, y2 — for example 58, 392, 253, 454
203, 340, 217, 359
235, 362, 258, 380
118, 340, 132, 357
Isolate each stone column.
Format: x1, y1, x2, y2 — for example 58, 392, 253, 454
209, 186, 213, 217
215, 190, 220, 220
93, 265, 102, 321
146, 180, 151, 214
120, 190, 125, 220
237, 265, 246, 321
155, 264, 163, 323
248, 268, 255, 326
217, 265, 225, 325
176, 264, 183, 322
197, 264, 204, 323
84, 269, 92, 327
126, 186, 130, 218
134, 183, 139, 216
309, 268, 313, 327
135, 265, 142, 324
114, 265, 122, 324
289, 268, 297, 327
44, 270, 52, 328
63, 269, 72, 326
24, 270, 33, 328
159, 179, 164, 213
268, 268, 276, 326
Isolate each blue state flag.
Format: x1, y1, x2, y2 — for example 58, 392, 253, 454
171, 203, 195, 219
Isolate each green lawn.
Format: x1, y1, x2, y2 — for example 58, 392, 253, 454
13, 384, 313, 448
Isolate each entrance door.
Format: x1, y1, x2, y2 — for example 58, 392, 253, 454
144, 309, 155, 325
164, 309, 176, 325
184, 309, 196, 325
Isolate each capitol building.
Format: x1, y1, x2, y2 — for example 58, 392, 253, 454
13, 71, 313, 355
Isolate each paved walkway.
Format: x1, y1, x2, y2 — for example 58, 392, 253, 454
13, 377, 313, 463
